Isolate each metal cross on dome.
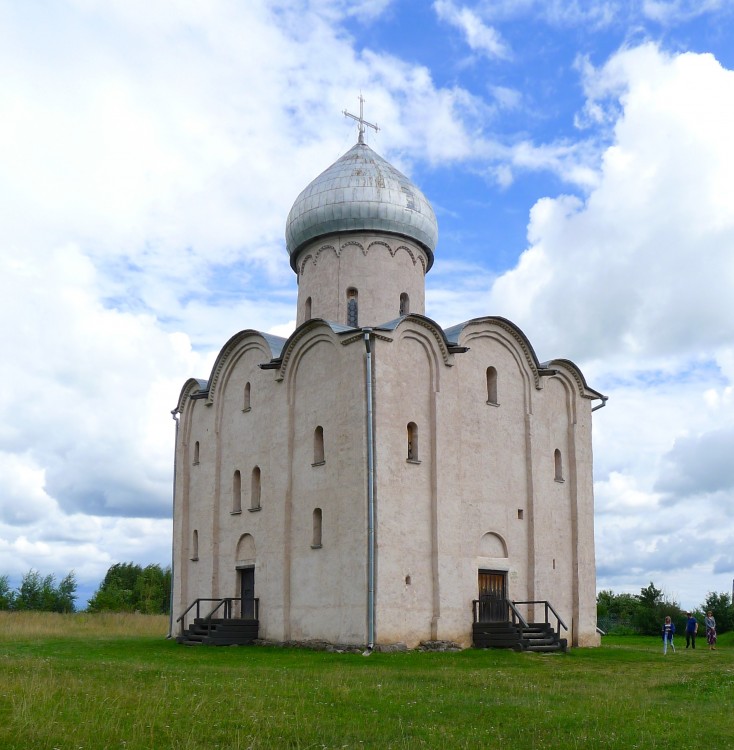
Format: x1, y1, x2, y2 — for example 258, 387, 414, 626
343, 94, 379, 144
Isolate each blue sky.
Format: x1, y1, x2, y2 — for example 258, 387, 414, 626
1, 0, 733, 610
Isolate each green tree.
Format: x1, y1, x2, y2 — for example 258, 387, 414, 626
12, 569, 77, 612
597, 590, 641, 633
88, 563, 171, 614
56, 572, 78, 613
13, 570, 45, 610
633, 582, 682, 635
597, 590, 639, 619
0, 574, 15, 610
88, 563, 141, 612
700, 591, 733, 634
637, 581, 663, 608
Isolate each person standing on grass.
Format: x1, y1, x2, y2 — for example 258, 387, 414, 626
704, 611, 717, 650
685, 612, 698, 649
662, 615, 676, 655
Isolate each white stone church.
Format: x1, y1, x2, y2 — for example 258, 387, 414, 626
171, 114, 606, 649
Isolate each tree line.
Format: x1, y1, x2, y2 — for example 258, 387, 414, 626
0, 570, 77, 612
0, 563, 171, 614
597, 581, 733, 635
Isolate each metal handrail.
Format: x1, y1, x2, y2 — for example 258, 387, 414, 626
512, 600, 568, 632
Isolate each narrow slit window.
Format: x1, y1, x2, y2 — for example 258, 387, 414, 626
399, 292, 410, 316
243, 382, 251, 411
312, 508, 323, 548
191, 530, 199, 561
313, 426, 325, 464
554, 449, 564, 482
305, 296, 312, 321
251, 466, 261, 509
232, 470, 242, 513
347, 287, 358, 327
486, 367, 498, 405
193, 441, 200, 465
407, 422, 419, 462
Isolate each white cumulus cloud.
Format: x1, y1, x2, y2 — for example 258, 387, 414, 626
434, 0, 510, 59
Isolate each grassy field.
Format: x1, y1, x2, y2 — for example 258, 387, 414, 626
0, 613, 732, 749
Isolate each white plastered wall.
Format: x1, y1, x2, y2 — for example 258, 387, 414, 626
173, 316, 601, 648
295, 234, 428, 327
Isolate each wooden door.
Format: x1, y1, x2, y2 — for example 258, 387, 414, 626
478, 570, 507, 622
239, 567, 255, 619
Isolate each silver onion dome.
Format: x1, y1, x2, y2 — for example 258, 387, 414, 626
285, 142, 438, 271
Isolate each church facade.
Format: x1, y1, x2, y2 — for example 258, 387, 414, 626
171, 129, 605, 649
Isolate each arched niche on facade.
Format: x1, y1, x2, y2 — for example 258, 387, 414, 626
479, 532, 508, 558
236, 533, 256, 563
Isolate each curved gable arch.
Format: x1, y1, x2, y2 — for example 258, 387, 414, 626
395, 326, 443, 393
544, 358, 606, 402
390, 314, 456, 369
456, 317, 546, 388
174, 378, 208, 415
278, 321, 341, 399
458, 326, 537, 413
543, 368, 578, 426
206, 331, 276, 406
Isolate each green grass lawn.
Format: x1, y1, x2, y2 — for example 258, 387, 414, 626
0, 613, 732, 749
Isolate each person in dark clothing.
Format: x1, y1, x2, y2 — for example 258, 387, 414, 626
685, 612, 698, 649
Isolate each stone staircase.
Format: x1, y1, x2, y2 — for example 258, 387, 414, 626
177, 617, 259, 646
472, 621, 567, 653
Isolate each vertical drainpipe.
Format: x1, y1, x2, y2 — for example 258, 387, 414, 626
168, 409, 179, 639
363, 330, 375, 651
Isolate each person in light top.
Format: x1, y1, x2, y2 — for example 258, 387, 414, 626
662, 615, 676, 655
704, 611, 717, 650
